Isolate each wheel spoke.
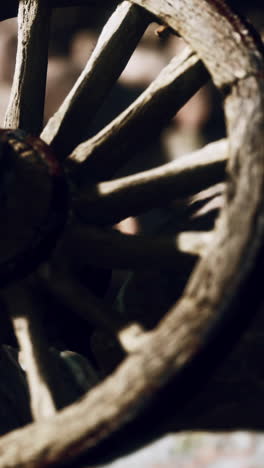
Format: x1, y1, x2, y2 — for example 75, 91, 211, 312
75, 139, 227, 224
68, 46, 209, 181
0, 0, 263, 465
41, 2, 151, 158
3, 284, 59, 421
4, 0, 51, 134
61, 224, 198, 270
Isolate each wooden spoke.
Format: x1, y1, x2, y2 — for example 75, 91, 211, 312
68, 46, 209, 181
0, 0, 263, 466
41, 270, 122, 332
75, 139, 227, 224
60, 224, 198, 270
0, 1, 119, 22
4, 0, 51, 134
41, 2, 151, 158
3, 284, 59, 421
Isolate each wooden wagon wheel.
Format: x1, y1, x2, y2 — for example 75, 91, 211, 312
0, 0, 264, 466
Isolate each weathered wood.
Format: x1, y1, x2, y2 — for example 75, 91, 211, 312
41, 2, 151, 158
75, 139, 227, 224
4, 285, 58, 421
4, 0, 51, 134
68, 46, 209, 181
0, 0, 264, 467
2, 281, 100, 426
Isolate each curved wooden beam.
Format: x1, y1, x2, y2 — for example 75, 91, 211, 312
0, 0, 264, 466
